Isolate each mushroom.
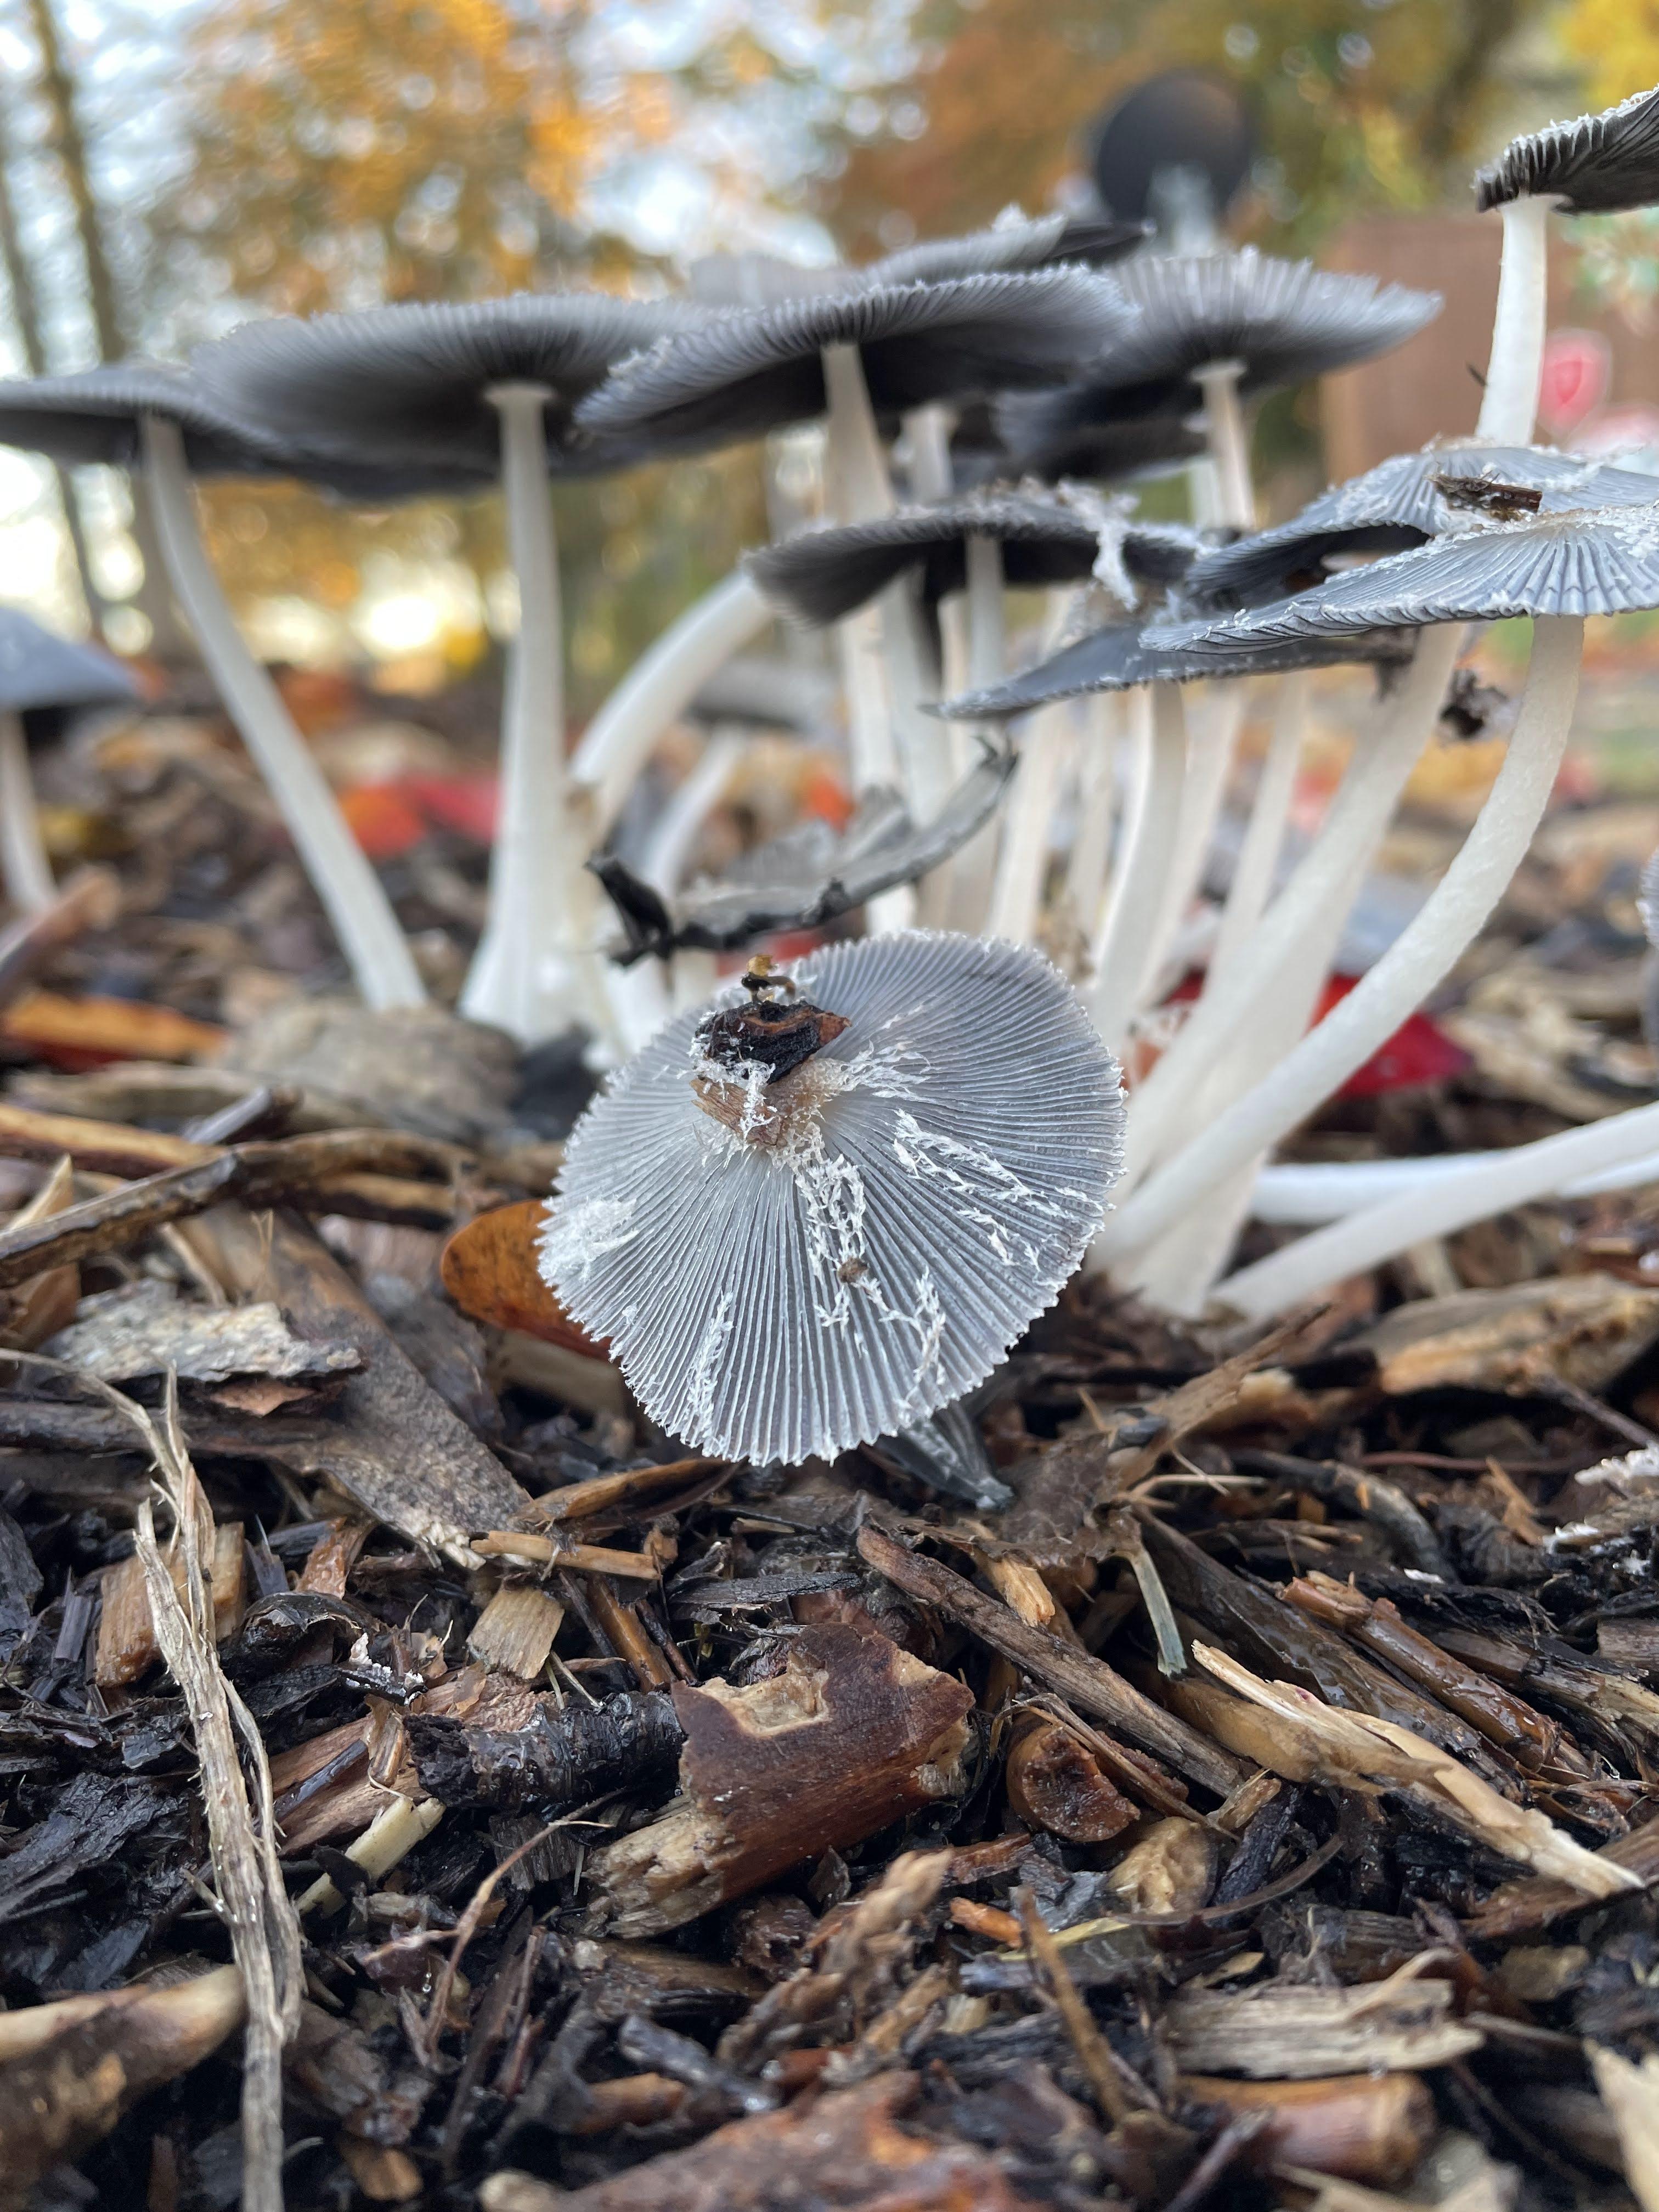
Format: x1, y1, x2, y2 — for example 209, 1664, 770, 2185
1472, 83, 1659, 442
0, 606, 138, 913
539, 933, 1124, 1464
1096, 499, 1659, 1305
194, 294, 697, 1045
1000, 250, 1441, 532
0, 363, 446, 1007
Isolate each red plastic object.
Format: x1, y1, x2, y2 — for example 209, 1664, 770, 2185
1314, 974, 1472, 1097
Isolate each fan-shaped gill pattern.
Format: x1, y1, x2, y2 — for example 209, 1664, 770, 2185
540, 933, 1124, 1465
1186, 444, 1659, 607
573, 271, 1138, 456
1475, 85, 1659, 213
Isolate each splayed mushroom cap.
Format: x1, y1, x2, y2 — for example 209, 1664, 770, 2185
748, 488, 1199, 627
1170, 500, 1659, 645
0, 607, 138, 727
0, 360, 486, 501
940, 613, 1411, 720
989, 388, 1208, 486
541, 932, 1124, 1464
1475, 84, 1659, 214
1186, 442, 1659, 608
573, 270, 1138, 460
194, 293, 699, 477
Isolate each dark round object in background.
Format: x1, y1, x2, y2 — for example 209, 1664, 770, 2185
1090, 70, 1256, 223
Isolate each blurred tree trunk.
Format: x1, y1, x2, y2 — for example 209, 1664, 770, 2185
24, 0, 189, 659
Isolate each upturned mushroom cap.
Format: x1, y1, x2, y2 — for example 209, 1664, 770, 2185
1186, 443, 1659, 608
940, 613, 1411, 720
1170, 500, 1659, 644
572, 270, 1139, 458
1018, 249, 1440, 422
194, 294, 699, 475
687, 212, 1148, 309
0, 607, 138, 720
747, 487, 1199, 627
540, 930, 1124, 1463
1475, 84, 1659, 213
0, 362, 484, 499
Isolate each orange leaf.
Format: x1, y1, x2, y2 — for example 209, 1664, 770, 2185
0, 992, 227, 1068
440, 1199, 610, 1358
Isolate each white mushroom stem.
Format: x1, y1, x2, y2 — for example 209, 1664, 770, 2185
1207, 674, 1308, 996
635, 727, 744, 894
1114, 624, 1464, 1191
1096, 613, 1584, 1272
570, 569, 772, 836
1476, 195, 1554, 444
986, 701, 1072, 943
1138, 678, 1248, 1010
0, 710, 53, 912
1252, 1145, 1659, 1225
139, 416, 425, 1012
1220, 1087, 1659, 1321
1088, 679, 1187, 1052
1064, 690, 1125, 940
936, 532, 1008, 933
1195, 359, 1255, 532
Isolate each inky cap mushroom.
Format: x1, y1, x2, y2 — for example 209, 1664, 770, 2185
1475, 84, 1659, 213
541, 932, 1124, 1464
0, 608, 140, 913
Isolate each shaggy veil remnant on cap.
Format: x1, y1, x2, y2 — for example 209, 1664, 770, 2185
1475, 84, 1659, 213
540, 933, 1125, 1465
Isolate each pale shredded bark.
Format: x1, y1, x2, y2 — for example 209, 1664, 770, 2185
1589, 2044, 1659, 2212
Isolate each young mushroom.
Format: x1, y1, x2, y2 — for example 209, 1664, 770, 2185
195, 294, 697, 1046
0, 607, 139, 913
1097, 499, 1659, 1303
1473, 82, 1659, 443
540, 933, 1124, 1464
0, 364, 450, 1007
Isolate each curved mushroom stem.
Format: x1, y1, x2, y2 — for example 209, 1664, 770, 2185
461, 382, 597, 1046
635, 728, 744, 895
139, 416, 425, 1012
1136, 679, 1246, 1014
1476, 195, 1553, 444
1207, 674, 1308, 997
1114, 624, 1464, 1192
570, 569, 772, 836
1095, 612, 1584, 1277
1063, 690, 1125, 942
935, 533, 1008, 932
0, 711, 54, 912
1088, 679, 1187, 1052
1195, 360, 1255, 533
1252, 1143, 1659, 1225
985, 701, 1073, 944
1220, 1085, 1659, 1322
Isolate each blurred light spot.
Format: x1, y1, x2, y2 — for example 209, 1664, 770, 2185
1224, 24, 1259, 59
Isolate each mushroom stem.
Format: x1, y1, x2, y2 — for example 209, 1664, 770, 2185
0, 710, 54, 912
139, 416, 425, 1012
1208, 674, 1308, 996
1251, 1144, 1659, 1224
1476, 195, 1553, 444
1219, 1087, 1659, 1322
1114, 624, 1463, 1190
1088, 679, 1187, 1050
1195, 360, 1255, 532
986, 701, 1072, 944
936, 533, 1007, 931
1096, 613, 1584, 1274
1138, 679, 1247, 1014
1064, 690, 1124, 936
635, 729, 744, 895
570, 569, 772, 836
461, 382, 593, 1045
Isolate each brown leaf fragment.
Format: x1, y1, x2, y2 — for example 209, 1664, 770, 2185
0, 1966, 245, 2212
1183, 2074, 1436, 2187
0, 1154, 78, 1351
336, 2138, 424, 2203
95, 1520, 245, 1688
441, 1199, 608, 1355
297, 1517, 371, 1597
1164, 1972, 1483, 2077
478, 2070, 1049, 2212
1352, 1276, 1659, 1397
1005, 1717, 1138, 1843
590, 1623, 972, 1937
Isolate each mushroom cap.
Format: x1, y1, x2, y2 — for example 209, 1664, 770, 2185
1171, 500, 1659, 642
1027, 249, 1440, 419
540, 930, 1124, 1464
194, 293, 697, 475
572, 270, 1139, 458
990, 387, 1209, 484
0, 607, 139, 719
1187, 442, 1659, 607
0, 362, 486, 499
940, 613, 1412, 719
747, 487, 1199, 626
686, 212, 1148, 309
1475, 84, 1659, 214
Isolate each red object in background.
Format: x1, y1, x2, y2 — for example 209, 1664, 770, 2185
1313, 973, 1472, 1096
339, 782, 430, 861
1538, 329, 1611, 438
799, 765, 854, 830
401, 772, 499, 844
338, 773, 500, 859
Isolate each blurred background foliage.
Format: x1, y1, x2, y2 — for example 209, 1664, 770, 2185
0, 0, 1647, 714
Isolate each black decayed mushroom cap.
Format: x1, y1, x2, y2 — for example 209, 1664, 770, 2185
572, 271, 1139, 458
0, 607, 138, 720
941, 614, 1412, 720
592, 738, 1017, 961
747, 489, 1199, 627
1171, 501, 1659, 642
0, 362, 488, 500
1186, 443, 1659, 608
1474, 84, 1659, 213
194, 294, 699, 476
539, 929, 1125, 1465
1024, 249, 1440, 421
